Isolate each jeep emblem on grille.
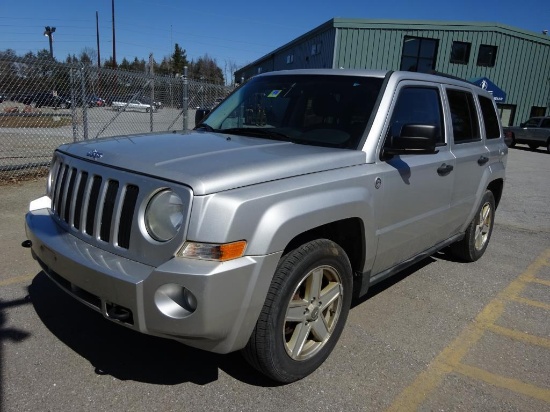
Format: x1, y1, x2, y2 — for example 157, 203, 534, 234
86, 149, 103, 159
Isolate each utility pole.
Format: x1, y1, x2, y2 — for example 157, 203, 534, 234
96, 11, 101, 67
112, 0, 117, 68
44, 26, 56, 59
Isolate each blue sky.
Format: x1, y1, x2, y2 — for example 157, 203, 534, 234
0, 0, 548, 72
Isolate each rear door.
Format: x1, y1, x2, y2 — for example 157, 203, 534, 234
445, 87, 490, 233
518, 118, 544, 143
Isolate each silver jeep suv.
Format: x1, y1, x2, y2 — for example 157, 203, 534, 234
25, 69, 507, 382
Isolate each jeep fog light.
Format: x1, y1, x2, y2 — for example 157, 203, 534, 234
155, 284, 197, 318
178, 240, 247, 261
145, 189, 184, 242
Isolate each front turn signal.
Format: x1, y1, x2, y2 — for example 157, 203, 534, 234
178, 240, 247, 261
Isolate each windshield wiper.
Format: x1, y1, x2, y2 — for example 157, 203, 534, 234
194, 123, 216, 132
220, 127, 291, 141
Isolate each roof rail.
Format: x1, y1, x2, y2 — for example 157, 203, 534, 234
428, 70, 468, 82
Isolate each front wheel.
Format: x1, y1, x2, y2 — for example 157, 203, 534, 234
450, 190, 495, 262
243, 239, 352, 383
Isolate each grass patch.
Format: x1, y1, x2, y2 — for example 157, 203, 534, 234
0, 167, 49, 186
0, 115, 73, 128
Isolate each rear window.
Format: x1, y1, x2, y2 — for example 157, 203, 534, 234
447, 89, 480, 144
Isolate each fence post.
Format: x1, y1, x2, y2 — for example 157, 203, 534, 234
70, 68, 78, 142
183, 66, 188, 131
80, 65, 89, 140
149, 53, 154, 133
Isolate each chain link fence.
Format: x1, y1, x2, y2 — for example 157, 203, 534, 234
0, 57, 233, 181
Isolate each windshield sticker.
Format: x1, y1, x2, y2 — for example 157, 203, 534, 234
267, 90, 282, 98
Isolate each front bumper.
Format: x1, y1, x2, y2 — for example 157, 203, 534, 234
25, 207, 282, 354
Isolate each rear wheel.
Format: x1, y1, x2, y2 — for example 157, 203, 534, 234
450, 190, 495, 262
243, 239, 352, 383
546, 139, 550, 154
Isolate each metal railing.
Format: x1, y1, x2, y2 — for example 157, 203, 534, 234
0, 57, 233, 180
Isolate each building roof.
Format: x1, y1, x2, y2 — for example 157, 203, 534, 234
237, 18, 550, 73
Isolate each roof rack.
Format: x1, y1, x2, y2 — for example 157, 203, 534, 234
429, 70, 468, 82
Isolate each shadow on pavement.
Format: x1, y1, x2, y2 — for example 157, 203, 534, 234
0, 295, 33, 412
352, 256, 437, 308
28, 272, 277, 387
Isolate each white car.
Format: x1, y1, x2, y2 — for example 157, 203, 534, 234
111, 99, 157, 113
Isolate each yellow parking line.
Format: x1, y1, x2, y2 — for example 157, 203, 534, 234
454, 363, 550, 403
0, 274, 36, 287
385, 248, 550, 412
510, 296, 550, 311
532, 278, 550, 287
487, 323, 550, 349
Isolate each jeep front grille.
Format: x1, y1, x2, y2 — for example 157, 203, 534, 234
51, 162, 139, 249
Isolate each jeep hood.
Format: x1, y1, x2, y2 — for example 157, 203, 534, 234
58, 131, 366, 195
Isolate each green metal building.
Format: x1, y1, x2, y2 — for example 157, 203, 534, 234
235, 18, 550, 126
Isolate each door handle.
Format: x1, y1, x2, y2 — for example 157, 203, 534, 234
478, 156, 489, 165
437, 163, 453, 176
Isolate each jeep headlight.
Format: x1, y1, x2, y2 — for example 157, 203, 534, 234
145, 189, 184, 242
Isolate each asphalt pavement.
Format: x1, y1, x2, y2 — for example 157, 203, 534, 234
0, 146, 549, 411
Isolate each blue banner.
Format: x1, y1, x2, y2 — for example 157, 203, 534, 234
469, 77, 507, 103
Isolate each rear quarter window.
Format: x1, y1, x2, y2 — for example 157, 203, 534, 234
478, 95, 501, 139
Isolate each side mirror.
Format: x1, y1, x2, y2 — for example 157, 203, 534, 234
384, 124, 439, 155
520, 122, 525, 127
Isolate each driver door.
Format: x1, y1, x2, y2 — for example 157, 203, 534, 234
371, 83, 455, 274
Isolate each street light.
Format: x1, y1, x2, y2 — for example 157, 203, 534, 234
44, 26, 56, 59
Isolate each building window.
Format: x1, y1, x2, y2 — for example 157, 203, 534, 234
311, 43, 322, 55
497, 104, 516, 127
450, 41, 471, 64
286, 54, 294, 64
477, 45, 497, 67
529, 106, 547, 117
400, 36, 439, 73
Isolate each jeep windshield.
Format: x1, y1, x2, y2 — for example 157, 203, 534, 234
201, 74, 384, 149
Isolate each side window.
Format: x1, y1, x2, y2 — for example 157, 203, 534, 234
541, 119, 550, 128
446, 89, 480, 143
478, 95, 501, 139
524, 118, 540, 127
387, 87, 444, 144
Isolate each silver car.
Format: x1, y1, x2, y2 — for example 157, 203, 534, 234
25, 69, 507, 383
504, 116, 550, 153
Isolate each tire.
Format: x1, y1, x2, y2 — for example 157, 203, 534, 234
546, 139, 550, 154
450, 190, 495, 262
528, 143, 538, 150
243, 239, 352, 383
